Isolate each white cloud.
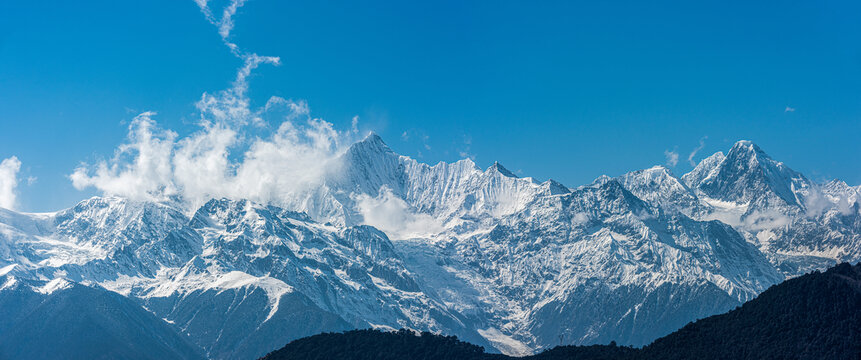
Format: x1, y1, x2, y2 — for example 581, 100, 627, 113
572, 212, 590, 226
687, 136, 707, 166
664, 149, 679, 167
0, 156, 22, 210
69, 1, 365, 210
70, 112, 179, 201
743, 209, 791, 231
71, 0, 445, 247
351, 116, 359, 134
70, 109, 359, 210
196, 54, 282, 128
704, 207, 791, 232
353, 186, 444, 239
784, 106, 795, 113
804, 186, 859, 217
69, 0, 369, 210
195, 0, 248, 54
458, 135, 473, 160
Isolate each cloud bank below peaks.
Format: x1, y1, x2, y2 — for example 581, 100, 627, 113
353, 186, 445, 239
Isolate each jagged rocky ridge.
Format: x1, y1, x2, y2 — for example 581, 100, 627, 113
0, 136, 858, 358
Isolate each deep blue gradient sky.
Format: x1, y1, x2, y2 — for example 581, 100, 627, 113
1, 0, 859, 212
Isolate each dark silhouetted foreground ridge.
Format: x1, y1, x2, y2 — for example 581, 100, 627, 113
260, 329, 488, 360
638, 261, 861, 360
262, 262, 861, 360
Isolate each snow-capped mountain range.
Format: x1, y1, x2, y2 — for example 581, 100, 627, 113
1, 136, 859, 359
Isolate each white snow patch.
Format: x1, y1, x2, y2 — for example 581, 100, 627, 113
333, 269, 362, 291
208, 271, 294, 322
36, 278, 72, 295
477, 327, 532, 356
0, 263, 16, 276
1, 276, 18, 291
370, 323, 398, 332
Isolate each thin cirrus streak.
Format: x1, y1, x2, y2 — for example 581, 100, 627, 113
688, 136, 708, 166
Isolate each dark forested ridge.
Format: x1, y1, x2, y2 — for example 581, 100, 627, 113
261, 262, 861, 360
638, 261, 861, 360
259, 328, 489, 360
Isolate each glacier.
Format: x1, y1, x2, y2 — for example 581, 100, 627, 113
0, 136, 859, 359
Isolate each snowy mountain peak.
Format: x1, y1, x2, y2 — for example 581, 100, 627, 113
487, 161, 517, 178
682, 151, 725, 188
588, 174, 613, 188
618, 166, 683, 192
730, 139, 761, 153
541, 179, 570, 195
363, 131, 386, 144
819, 179, 861, 215
617, 165, 703, 215
642, 165, 676, 177
693, 141, 809, 207
725, 140, 773, 169
347, 132, 394, 157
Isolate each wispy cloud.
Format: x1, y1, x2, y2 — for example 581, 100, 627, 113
193, 0, 287, 130
688, 136, 707, 166
664, 149, 679, 167
194, 0, 248, 54
70, 1, 364, 211
401, 129, 432, 150
458, 135, 473, 160
784, 106, 796, 113
0, 156, 22, 210
195, 53, 282, 127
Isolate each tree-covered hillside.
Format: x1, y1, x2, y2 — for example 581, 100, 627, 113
262, 262, 861, 360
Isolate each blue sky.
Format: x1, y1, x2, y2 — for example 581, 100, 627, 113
1, 0, 859, 212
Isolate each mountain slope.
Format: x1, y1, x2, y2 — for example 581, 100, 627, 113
0, 197, 494, 359
0, 275, 203, 360
680, 141, 861, 276
260, 262, 861, 360
641, 261, 861, 359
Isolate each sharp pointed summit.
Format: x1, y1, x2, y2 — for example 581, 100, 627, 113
488, 161, 517, 178
693, 140, 810, 207
724, 140, 775, 169
347, 132, 393, 155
